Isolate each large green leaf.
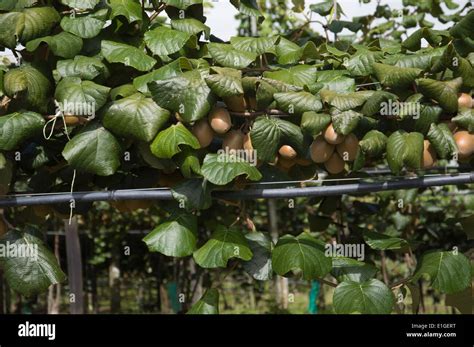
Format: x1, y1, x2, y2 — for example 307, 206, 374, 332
164, 0, 202, 10
331, 257, 377, 283
359, 130, 387, 157
364, 231, 409, 250
26, 32, 83, 59
416, 77, 462, 113
150, 123, 200, 159
0, 111, 45, 151
272, 233, 332, 280
101, 40, 157, 72
450, 10, 474, 39
333, 279, 394, 314
62, 123, 122, 176
361, 91, 398, 117
56, 56, 109, 80
386, 130, 424, 174
108, 0, 142, 23
143, 213, 197, 257
187, 288, 219, 314
193, 225, 253, 268
345, 51, 383, 77
275, 37, 318, 65
300, 111, 332, 137
201, 153, 262, 185
326, 91, 374, 111
0, 7, 60, 48
230, 0, 262, 17
426, 123, 457, 159
243, 232, 273, 281
230, 36, 278, 56
0, 229, 66, 297
171, 18, 210, 38
413, 250, 471, 294
144, 26, 196, 57
60, 0, 100, 9
452, 108, 474, 132
204, 67, 243, 98
207, 43, 257, 69
331, 110, 362, 135
171, 178, 212, 211
4, 64, 51, 112
373, 63, 422, 88
263, 65, 318, 88
60, 8, 108, 39
55, 77, 110, 113
103, 93, 170, 142
148, 70, 215, 123
274, 91, 322, 115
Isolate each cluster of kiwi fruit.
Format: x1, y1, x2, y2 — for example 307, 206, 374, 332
309, 123, 359, 174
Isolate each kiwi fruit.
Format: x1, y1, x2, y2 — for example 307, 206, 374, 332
222, 130, 244, 150
209, 107, 232, 134
454, 130, 474, 160
224, 95, 247, 112
279, 145, 297, 159
324, 152, 345, 174
310, 135, 335, 163
423, 140, 437, 168
192, 119, 214, 148
336, 134, 359, 161
324, 124, 345, 145
278, 155, 296, 170
458, 93, 473, 109
295, 157, 313, 166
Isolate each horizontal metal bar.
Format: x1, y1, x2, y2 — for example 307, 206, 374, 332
0, 172, 473, 207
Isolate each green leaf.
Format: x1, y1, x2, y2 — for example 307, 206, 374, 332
143, 213, 197, 257
103, 93, 170, 142
207, 43, 257, 69
300, 111, 332, 137
201, 153, 262, 186
108, 0, 142, 23
193, 225, 253, 268
0, 111, 45, 151
187, 288, 219, 314
426, 123, 457, 159
413, 250, 471, 294
345, 51, 383, 77
26, 32, 83, 59
386, 130, 424, 174
328, 20, 362, 34
331, 257, 377, 283
450, 10, 474, 40
263, 65, 318, 88
56, 56, 109, 80
4, 64, 51, 112
230, 36, 278, 56
373, 63, 422, 88
60, 8, 108, 39
359, 130, 387, 157
0, 229, 66, 297
164, 0, 202, 10
0, 7, 60, 48
133, 57, 193, 94
171, 178, 212, 211
205, 67, 243, 98
364, 231, 409, 250
452, 108, 474, 133
171, 18, 210, 39
60, 0, 100, 9
416, 77, 462, 113
62, 123, 122, 176
55, 77, 110, 113
272, 233, 332, 280
101, 40, 157, 72
275, 37, 318, 65
361, 91, 397, 117
176, 147, 201, 178
230, 0, 262, 17
243, 232, 273, 281
274, 91, 322, 115
110, 84, 137, 100
333, 279, 394, 314
148, 70, 215, 123
144, 26, 195, 57
150, 123, 200, 159
331, 110, 362, 135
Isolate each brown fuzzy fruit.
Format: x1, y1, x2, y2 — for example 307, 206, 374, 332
324, 124, 345, 145
192, 119, 214, 148
454, 130, 474, 160
278, 156, 296, 170
279, 145, 297, 159
224, 95, 247, 112
324, 152, 345, 174
458, 93, 473, 109
423, 140, 437, 168
222, 130, 244, 150
310, 135, 335, 163
295, 157, 313, 166
209, 107, 232, 134
336, 134, 359, 161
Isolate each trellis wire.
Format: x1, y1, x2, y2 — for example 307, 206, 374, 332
0, 172, 472, 207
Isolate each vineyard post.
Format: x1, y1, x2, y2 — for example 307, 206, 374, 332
64, 217, 84, 314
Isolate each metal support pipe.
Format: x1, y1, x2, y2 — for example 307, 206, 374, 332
0, 172, 473, 207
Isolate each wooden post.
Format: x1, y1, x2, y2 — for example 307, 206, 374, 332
64, 217, 84, 314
